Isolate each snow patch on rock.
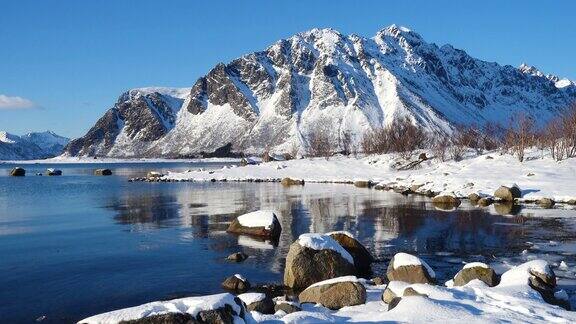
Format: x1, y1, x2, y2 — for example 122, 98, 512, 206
237, 210, 278, 229
298, 233, 354, 264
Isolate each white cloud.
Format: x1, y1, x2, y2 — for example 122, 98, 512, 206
0, 94, 37, 110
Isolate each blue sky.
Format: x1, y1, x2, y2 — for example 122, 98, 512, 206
1, 0, 575, 138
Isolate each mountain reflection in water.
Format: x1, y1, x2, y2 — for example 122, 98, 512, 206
107, 182, 529, 272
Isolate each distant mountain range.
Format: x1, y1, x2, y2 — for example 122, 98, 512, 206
0, 131, 69, 160
60, 24, 575, 158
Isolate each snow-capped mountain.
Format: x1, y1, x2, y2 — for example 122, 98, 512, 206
63, 25, 576, 158
0, 131, 70, 160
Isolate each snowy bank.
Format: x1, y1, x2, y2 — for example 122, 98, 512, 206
79, 260, 575, 323
163, 150, 576, 204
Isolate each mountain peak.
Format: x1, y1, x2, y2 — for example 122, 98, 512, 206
519, 63, 544, 77
377, 24, 422, 41
62, 25, 576, 158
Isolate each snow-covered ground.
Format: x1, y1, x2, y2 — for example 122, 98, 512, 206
79, 259, 575, 323
163, 149, 576, 204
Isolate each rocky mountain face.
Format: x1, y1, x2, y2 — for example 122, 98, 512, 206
0, 131, 69, 160
63, 25, 576, 158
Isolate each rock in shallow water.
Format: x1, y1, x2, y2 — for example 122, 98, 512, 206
226, 252, 248, 262
328, 232, 374, 276
284, 234, 355, 291
494, 185, 521, 201
10, 167, 25, 176
226, 210, 281, 240
280, 177, 304, 186
94, 168, 112, 176
221, 274, 250, 292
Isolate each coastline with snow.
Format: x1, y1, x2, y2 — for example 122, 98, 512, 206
146, 149, 576, 206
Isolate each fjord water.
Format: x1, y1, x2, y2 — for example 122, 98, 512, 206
0, 163, 575, 323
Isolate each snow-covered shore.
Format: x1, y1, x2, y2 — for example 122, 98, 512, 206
79, 258, 575, 323
163, 150, 576, 204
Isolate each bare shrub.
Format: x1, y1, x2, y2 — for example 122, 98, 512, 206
308, 119, 333, 158
540, 103, 576, 161
431, 135, 449, 162
503, 113, 536, 162
361, 117, 428, 159
341, 130, 354, 156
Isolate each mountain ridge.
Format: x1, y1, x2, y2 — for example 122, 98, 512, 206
0, 130, 70, 160
63, 24, 576, 158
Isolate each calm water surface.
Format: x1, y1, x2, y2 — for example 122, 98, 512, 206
1, 162, 575, 323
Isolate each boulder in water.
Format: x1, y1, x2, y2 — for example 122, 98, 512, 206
226, 210, 281, 240
94, 169, 112, 176
221, 274, 251, 292
10, 167, 25, 176
328, 231, 374, 276
284, 233, 355, 291
494, 185, 521, 201
46, 168, 62, 176
281, 177, 304, 186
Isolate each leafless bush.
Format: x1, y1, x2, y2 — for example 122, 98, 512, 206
431, 135, 449, 162
503, 113, 536, 162
341, 130, 354, 156
308, 120, 333, 159
540, 103, 576, 161
361, 117, 428, 159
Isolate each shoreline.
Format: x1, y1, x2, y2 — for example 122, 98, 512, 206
131, 149, 576, 207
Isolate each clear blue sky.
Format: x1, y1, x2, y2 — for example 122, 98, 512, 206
1, 0, 574, 138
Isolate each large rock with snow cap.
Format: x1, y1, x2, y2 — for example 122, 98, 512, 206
386, 253, 436, 284
494, 185, 521, 201
237, 292, 274, 314
226, 210, 281, 240
453, 262, 498, 287
298, 276, 366, 310
328, 231, 374, 275
284, 233, 356, 291
78, 293, 246, 324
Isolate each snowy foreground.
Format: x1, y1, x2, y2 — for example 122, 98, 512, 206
80, 259, 574, 323
164, 149, 576, 204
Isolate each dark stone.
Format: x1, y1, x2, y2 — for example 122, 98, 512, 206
328, 232, 374, 276
226, 252, 248, 262
10, 167, 25, 176
274, 302, 301, 314
94, 169, 112, 176
388, 297, 402, 310
221, 275, 250, 292
244, 295, 275, 314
